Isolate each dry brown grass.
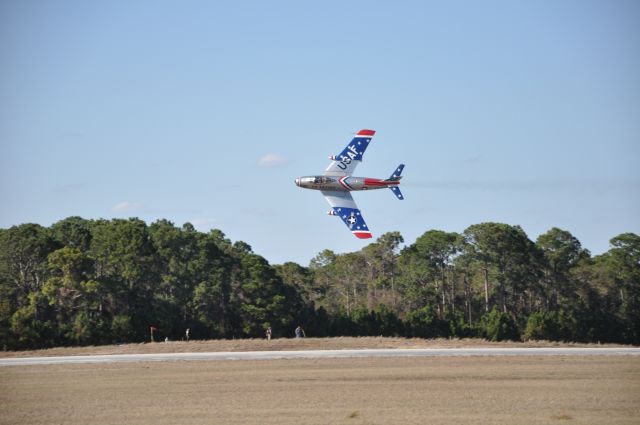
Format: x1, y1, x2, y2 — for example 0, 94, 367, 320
1, 356, 639, 425
0, 336, 629, 358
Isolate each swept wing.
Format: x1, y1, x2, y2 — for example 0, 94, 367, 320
324, 129, 375, 177
321, 190, 372, 239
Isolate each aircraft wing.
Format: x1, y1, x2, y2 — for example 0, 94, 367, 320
322, 190, 373, 239
324, 129, 375, 177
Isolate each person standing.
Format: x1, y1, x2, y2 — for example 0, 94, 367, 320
185, 328, 190, 342
266, 327, 272, 341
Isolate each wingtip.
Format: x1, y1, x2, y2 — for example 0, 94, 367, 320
357, 129, 376, 137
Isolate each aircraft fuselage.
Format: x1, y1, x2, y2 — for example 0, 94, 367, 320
295, 175, 400, 192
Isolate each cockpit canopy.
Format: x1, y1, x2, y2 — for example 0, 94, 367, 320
300, 176, 336, 184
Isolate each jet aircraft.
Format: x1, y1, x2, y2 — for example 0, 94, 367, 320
295, 129, 404, 239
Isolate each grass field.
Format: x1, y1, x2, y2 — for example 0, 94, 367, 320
1, 355, 639, 425
0, 336, 629, 358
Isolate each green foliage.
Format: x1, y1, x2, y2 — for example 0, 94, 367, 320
111, 314, 133, 341
523, 311, 561, 341
0, 217, 638, 349
482, 308, 520, 341
375, 304, 405, 336
463, 223, 540, 315
606, 233, 640, 342
50, 217, 93, 252
405, 306, 449, 338
71, 311, 108, 345
10, 301, 55, 349
447, 313, 479, 338
0, 223, 58, 301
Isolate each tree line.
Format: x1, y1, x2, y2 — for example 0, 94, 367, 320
0, 216, 638, 349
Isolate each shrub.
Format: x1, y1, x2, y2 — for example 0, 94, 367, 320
405, 306, 449, 338
482, 307, 520, 341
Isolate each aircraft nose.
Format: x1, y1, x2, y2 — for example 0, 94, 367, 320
295, 178, 300, 186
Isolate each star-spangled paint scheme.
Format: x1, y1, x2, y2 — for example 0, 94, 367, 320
295, 129, 404, 239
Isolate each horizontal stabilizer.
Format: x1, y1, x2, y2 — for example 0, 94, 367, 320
390, 186, 404, 200
388, 164, 405, 200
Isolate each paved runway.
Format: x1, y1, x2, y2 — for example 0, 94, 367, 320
1, 347, 639, 366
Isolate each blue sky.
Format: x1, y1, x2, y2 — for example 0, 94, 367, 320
1, 1, 639, 265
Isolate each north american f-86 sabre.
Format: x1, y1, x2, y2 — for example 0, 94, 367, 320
295, 129, 404, 239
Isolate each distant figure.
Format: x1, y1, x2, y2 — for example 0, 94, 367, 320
164, 336, 169, 342
266, 327, 272, 341
150, 326, 157, 342
295, 325, 306, 338
185, 328, 190, 342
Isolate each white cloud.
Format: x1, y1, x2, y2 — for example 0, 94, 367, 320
257, 153, 288, 168
111, 201, 144, 212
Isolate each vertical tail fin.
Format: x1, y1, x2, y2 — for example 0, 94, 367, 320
388, 164, 404, 180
